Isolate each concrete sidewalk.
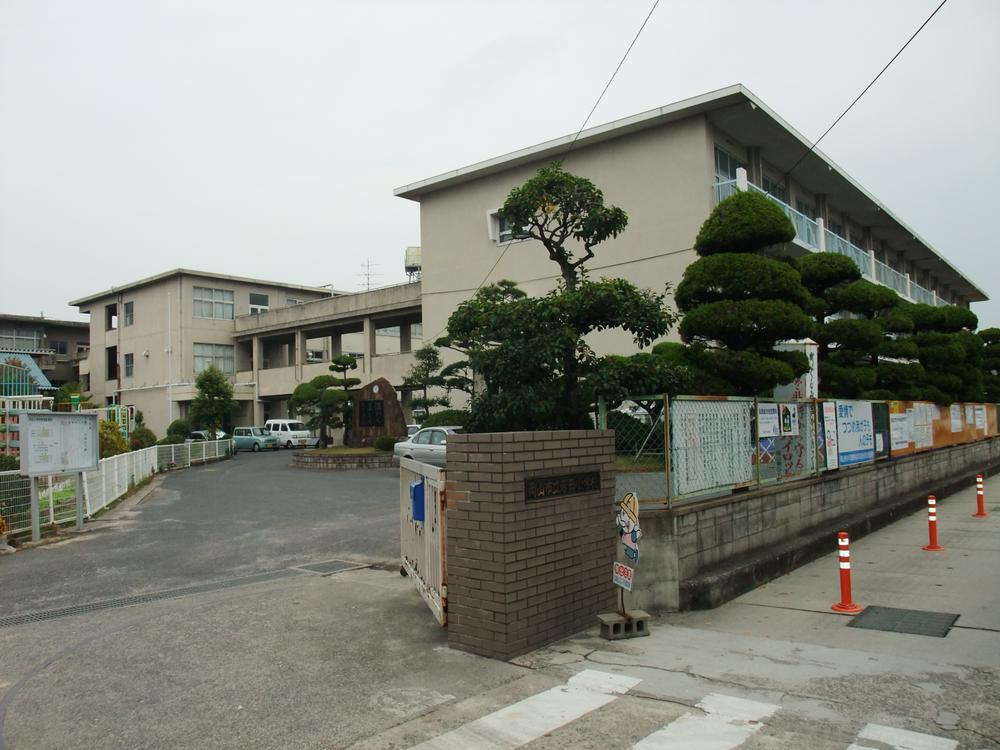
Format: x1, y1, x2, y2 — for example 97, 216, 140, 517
363, 480, 1000, 748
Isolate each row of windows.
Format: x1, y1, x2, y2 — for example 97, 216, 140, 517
116, 343, 236, 380
0, 327, 43, 349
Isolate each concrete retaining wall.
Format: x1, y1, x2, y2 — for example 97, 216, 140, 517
631, 436, 1000, 612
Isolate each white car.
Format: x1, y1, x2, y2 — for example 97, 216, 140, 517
263, 419, 317, 449
393, 426, 463, 467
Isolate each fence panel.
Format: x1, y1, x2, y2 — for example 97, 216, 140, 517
601, 398, 668, 506
670, 397, 755, 501
399, 457, 447, 626
757, 401, 820, 485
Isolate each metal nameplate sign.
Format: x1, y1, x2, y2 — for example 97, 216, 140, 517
613, 561, 634, 591
524, 471, 600, 502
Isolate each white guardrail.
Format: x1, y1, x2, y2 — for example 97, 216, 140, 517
0, 439, 234, 537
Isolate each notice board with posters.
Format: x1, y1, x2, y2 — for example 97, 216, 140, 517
18, 411, 99, 477
835, 400, 874, 467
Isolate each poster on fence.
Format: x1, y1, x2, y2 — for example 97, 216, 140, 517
779, 403, 799, 436
950, 404, 962, 433
913, 403, 935, 449
890, 413, 911, 452
822, 402, 839, 470
976, 405, 987, 430
836, 400, 874, 467
757, 403, 780, 438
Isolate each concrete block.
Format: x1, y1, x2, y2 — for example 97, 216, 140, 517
597, 610, 651, 640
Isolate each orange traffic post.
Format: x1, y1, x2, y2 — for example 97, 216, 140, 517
922, 494, 944, 552
831, 532, 863, 614
973, 474, 989, 518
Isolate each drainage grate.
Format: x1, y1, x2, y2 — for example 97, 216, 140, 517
0, 569, 303, 628
293, 559, 370, 575
848, 606, 959, 638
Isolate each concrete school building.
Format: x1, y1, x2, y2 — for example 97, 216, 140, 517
394, 84, 986, 362
70, 269, 422, 437
0, 314, 90, 390
68, 85, 985, 437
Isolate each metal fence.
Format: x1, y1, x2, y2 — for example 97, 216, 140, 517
601, 397, 826, 508
399, 457, 447, 626
0, 439, 233, 536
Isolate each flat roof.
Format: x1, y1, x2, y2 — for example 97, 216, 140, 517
394, 84, 986, 302
0, 313, 89, 328
70, 268, 335, 307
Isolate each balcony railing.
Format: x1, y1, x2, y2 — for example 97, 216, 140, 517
713, 176, 944, 306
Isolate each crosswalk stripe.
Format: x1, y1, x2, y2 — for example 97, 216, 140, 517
407, 669, 641, 750
847, 722, 958, 750
633, 693, 780, 750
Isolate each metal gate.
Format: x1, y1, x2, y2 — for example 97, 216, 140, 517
399, 457, 448, 625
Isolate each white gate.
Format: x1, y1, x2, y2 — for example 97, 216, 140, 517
399, 457, 447, 626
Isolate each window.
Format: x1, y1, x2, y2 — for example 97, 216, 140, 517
249, 293, 269, 315
487, 209, 529, 243
795, 199, 816, 219
193, 287, 234, 320
286, 297, 305, 306
51, 341, 68, 356
414, 430, 433, 445
106, 346, 117, 380
124, 301, 134, 326
306, 350, 325, 363
714, 145, 742, 183
193, 343, 235, 375
428, 430, 447, 445
124, 353, 134, 378
105, 303, 118, 330
761, 176, 787, 203
0, 327, 43, 350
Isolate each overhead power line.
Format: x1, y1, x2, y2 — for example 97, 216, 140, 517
786, 0, 949, 177
428, 0, 663, 346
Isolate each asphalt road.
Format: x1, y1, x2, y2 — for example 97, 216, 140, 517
0, 450, 403, 614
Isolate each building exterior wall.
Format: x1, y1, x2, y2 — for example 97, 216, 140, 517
419, 116, 713, 359
0, 315, 89, 387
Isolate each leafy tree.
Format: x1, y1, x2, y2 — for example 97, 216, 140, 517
189, 366, 238, 435
402, 345, 449, 423
99, 419, 130, 458
674, 192, 811, 396
980, 328, 1000, 402
130, 426, 158, 450
438, 165, 678, 431
498, 162, 627, 292
53, 382, 95, 410
420, 409, 471, 428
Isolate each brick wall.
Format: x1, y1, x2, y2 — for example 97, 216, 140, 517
444, 430, 616, 660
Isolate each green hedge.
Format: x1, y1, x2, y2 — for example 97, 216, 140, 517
421, 410, 470, 428
373, 435, 403, 452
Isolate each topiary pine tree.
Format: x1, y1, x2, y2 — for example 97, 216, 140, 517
402, 345, 450, 423
896, 304, 983, 404
674, 190, 811, 396
980, 327, 1000, 402
289, 355, 362, 446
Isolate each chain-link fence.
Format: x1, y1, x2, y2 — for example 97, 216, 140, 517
0, 440, 233, 537
599, 397, 668, 508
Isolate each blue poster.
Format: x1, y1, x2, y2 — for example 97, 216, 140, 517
835, 400, 874, 467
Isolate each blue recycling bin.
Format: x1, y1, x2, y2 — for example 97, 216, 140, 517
410, 479, 425, 523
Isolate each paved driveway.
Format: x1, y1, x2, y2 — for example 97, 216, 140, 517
1, 450, 403, 614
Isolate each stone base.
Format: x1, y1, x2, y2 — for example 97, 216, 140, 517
598, 610, 651, 640
292, 453, 396, 470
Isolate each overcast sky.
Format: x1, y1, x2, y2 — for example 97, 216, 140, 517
2, 1, 998, 326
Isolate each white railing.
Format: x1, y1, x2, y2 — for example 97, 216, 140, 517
399, 457, 447, 626
0, 439, 233, 536
713, 177, 950, 306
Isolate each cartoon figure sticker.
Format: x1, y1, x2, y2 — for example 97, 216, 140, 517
616, 491, 642, 563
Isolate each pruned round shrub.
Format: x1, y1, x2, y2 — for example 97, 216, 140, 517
156, 434, 186, 445
421, 409, 470, 428
130, 426, 158, 450
679, 299, 813, 350
694, 190, 795, 256
373, 435, 402, 452
166, 419, 192, 438
674, 253, 809, 311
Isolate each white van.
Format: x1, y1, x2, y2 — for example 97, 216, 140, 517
263, 419, 315, 449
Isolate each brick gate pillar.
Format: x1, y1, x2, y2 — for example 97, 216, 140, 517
444, 430, 617, 659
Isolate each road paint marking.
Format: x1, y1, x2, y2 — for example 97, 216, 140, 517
847, 722, 958, 750
633, 693, 779, 750
408, 669, 640, 750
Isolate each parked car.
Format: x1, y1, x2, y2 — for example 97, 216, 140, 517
185, 429, 226, 443
393, 426, 463, 467
263, 419, 317, 449
406, 424, 420, 436
232, 426, 279, 452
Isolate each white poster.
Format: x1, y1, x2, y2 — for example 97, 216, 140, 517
890, 413, 910, 451
975, 405, 987, 430
823, 401, 839, 470
19, 412, 99, 476
912, 402, 934, 449
965, 405, 975, 425
757, 402, 780, 438
779, 403, 799, 436
950, 404, 962, 433
836, 400, 874, 467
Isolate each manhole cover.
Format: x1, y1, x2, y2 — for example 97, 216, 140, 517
294, 559, 369, 575
848, 606, 958, 638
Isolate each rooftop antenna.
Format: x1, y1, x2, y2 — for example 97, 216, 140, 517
359, 259, 381, 291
